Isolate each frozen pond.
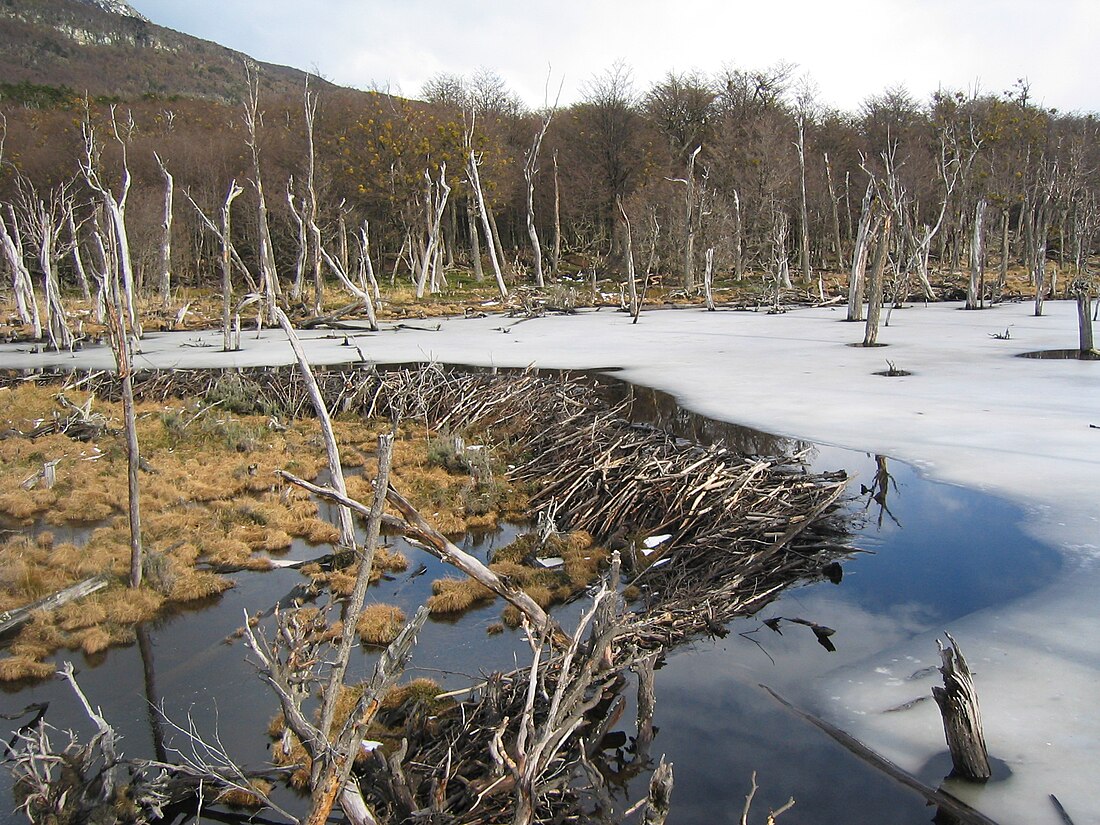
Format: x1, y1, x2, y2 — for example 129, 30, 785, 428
1, 299, 1096, 823
0, 371, 1065, 825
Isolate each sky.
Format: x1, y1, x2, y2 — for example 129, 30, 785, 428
125, 0, 1100, 115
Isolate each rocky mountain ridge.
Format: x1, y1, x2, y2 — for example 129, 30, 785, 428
0, 0, 335, 103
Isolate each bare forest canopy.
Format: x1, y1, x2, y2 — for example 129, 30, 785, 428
1, 0, 1098, 314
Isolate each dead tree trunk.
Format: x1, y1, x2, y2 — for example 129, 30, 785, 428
488, 205, 509, 277
966, 198, 987, 309
523, 111, 553, 287
34, 195, 74, 351
286, 182, 307, 302
732, 190, 744, 281
185, 181, 244, 351
1071, 274, 1096, 353
863, 212, 891, 347
847, 184, 875, 321
644, 758, 675, 825
825, 153, 844, 271
1034, 202, 1051, 317
796, 117, 812, 284
932, 634, 991, 782
318, 241, 379, 330
0, 575, 109, 635
678, 146, 702, 291
551, 149, 562, 278
81, 105, 140, 339
415, 165, 451, 298
618, 197, 640, 322
301, 85, 324, 315
702, 246, 716, 311
466, 196, 485, 282
244, 64, 280, 322
772, 210, 792, 294
467, 148, 508, 298
359, 220, 382, 306
0, 207, 40, 337
91, 208, 143, 587
153, 152, 174, 308
65, 203, 91, 302
995, 209, 1010, 302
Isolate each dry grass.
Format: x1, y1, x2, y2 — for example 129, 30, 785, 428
0, 656, 55, 682
0, 377, 529, 680
215, 779, 274, 810
426, 577, 495, 615
423, 530, 608, 624
357, 603, 406, 645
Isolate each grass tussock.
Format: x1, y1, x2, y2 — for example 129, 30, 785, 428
0, 379, 529, 679
302, 547, 408, 594
423, 530, 607, 622
357, 603, 406, 645
0, 656, 55, 682
216, 779, 274, 810
426, 577, 495, 615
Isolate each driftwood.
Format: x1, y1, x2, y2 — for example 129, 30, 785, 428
0, 574, 109, 637
9, 662, 298, 824
762, 686, 998, 825
932, 633, 991, 782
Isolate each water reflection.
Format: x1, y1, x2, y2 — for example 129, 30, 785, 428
863, 455, 901, 528
588, 376, 810, 458
0, 374, 1065, 825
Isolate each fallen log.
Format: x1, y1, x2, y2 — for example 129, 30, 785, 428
0, 574, 110, 637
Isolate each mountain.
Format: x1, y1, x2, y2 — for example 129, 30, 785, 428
0, 0, 335, 104
73, 0, 149, 22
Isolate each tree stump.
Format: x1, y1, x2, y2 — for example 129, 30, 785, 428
932, 633, 991, 782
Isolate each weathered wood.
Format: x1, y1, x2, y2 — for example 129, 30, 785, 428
762, 685, 998, 825
932, 633, 991, 782
863, 212, 892, 347
0, 574, 110, 636
643, 756, 674, 825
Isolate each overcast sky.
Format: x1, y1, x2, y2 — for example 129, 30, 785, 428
127, 0, 1100, 115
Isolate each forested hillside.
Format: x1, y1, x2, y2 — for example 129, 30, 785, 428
1, 0, 1098, 341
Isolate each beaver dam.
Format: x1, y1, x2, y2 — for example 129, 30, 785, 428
0, 364, 1031, 824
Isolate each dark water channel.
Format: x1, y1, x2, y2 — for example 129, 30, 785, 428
0, 374, 1061, 825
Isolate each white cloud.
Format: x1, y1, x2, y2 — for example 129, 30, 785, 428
129, 0, 1100, 112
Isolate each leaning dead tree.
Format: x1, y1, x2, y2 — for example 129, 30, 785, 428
466, 114, 509, 299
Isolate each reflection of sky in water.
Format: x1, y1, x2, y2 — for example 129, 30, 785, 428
810, 445, 1061, 623
0, 378, 1065, 825
634, 441, 1062, 825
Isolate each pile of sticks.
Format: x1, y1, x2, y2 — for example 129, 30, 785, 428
5, 365, 852, 824
352, 366, 852, 644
